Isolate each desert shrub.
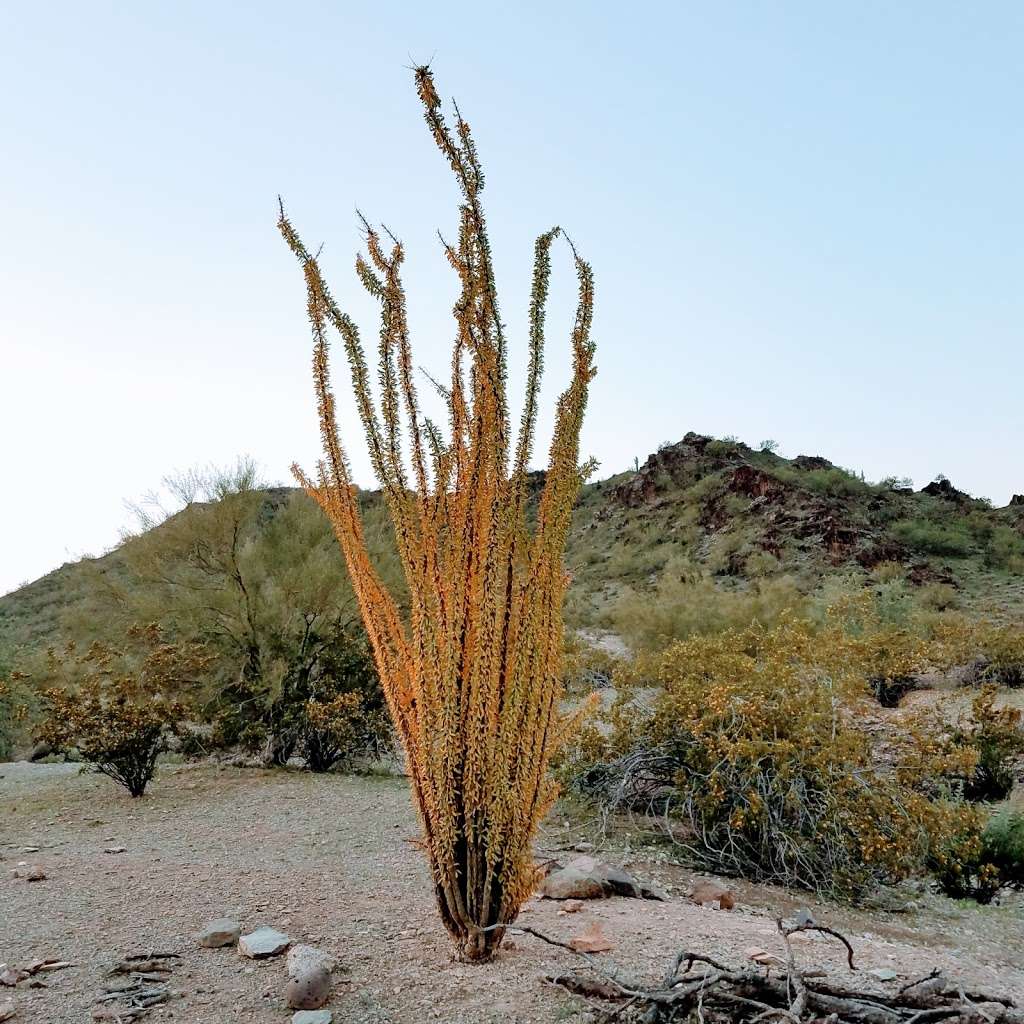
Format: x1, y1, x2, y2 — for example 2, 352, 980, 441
0, 676, 34, 760
298, 634, 392, 772
978, 624, 1024, 688
566, 620, 981, 899
927, 823, 1002, 903
870, 561, 906, 584
33, 629, 199, 796
917, 582, 959, 612
981, 808, 1024, 887
953, 687, 1024, 803
0, 641, 40, 760
930, 619, 1024, 688
303, 692, 364, 772
705, 438, 742, 459
769, 464, 873, 497
890, 518, 973, 558
209, 623, 387, 770
744, 550, 782, 578
78, 468, 399, 766
611, 564, 806, 653
823, 592, 929, 706
984, 526, 1024, 573
561, 635, 626, 695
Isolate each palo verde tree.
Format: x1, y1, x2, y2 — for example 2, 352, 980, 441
279, 66, 596, 960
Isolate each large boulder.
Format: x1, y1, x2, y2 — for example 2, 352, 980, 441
539, 855, 665, 901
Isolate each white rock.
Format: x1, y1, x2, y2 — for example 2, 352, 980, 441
286, 945, 336, 980
238, 927, 290, 959
292, 1012, 332, 1024
869, 968, 898, 982
197, 918, 241, 949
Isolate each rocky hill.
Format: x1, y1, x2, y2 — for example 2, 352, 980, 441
2, 433, 1023, 654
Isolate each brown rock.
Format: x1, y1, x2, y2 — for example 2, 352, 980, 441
568, 922, 613, 954
689, 880, 735, 910
9, 865, 46, 883
539, 856, 665, 901
538, 866, 605, 900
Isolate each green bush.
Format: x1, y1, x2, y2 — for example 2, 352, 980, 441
0, 674, 36, 761
769, 464, 873, 497
611, 564, 806, 652
72, 468, 399, 767
986, 528, 1024, 573
890, 518, 973, 557
982, 808, 1024, 887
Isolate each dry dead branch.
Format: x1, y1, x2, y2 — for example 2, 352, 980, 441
508, 917, 1022, 1023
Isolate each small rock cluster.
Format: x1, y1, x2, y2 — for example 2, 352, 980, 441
7, 863, 46, 882
196, 918, 335, 1020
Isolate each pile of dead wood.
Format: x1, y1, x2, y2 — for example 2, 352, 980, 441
513, 915, 1022, 1023
91, 952, 181, 1021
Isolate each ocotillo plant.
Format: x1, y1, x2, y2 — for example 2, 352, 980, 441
279, 66, 596, 961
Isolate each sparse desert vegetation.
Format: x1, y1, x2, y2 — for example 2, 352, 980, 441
2, 30, 1023, 1024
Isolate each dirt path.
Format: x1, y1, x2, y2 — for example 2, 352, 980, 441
2, 762, 1022, 1023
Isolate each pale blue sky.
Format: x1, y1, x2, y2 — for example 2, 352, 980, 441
1, 2, 1021, 596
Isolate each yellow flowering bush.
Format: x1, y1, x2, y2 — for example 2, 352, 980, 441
953, 686, 1024, 802
571, 618, 987, 898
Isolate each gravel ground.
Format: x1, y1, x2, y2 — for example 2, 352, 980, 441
2, 761, 1022, 1023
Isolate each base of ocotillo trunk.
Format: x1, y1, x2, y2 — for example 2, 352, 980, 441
454, 926, 506, 962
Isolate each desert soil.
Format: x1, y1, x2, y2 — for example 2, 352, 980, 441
2, 761, 1022, 1023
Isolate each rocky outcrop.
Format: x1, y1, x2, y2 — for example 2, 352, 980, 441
920, 477, 970, 503
727, 466, 787, 500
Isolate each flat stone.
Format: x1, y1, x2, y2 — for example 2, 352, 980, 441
238, 927, 290, 959
285, 965, 331, 1009
292, 1012, 332, 1024
197, 918, 241, 949
869, 968, 898, 982
286, 945, 337, 980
